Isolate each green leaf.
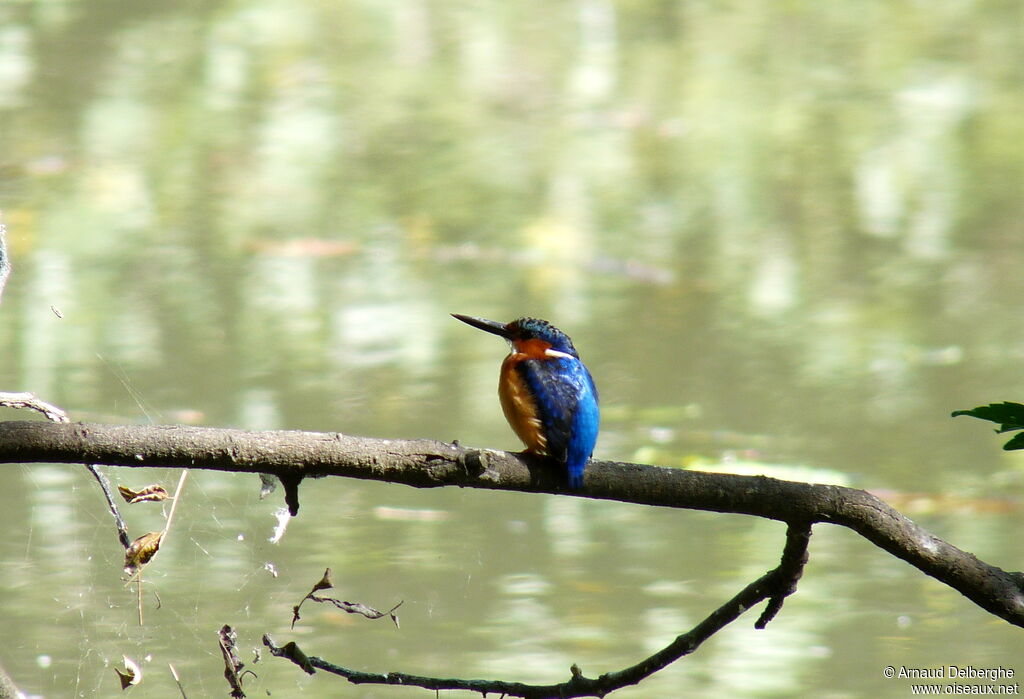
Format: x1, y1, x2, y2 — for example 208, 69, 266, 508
1002, 432, 1024, 451
951, 402, 1024, 433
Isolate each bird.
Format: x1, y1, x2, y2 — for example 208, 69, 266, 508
452, 313, 599, 489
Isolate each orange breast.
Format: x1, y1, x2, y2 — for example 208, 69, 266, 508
498, 354, 547, 455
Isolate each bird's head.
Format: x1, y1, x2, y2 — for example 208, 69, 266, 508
452, 314, 580, 359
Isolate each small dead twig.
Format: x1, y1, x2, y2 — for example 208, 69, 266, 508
89, 464, 132, 549
291, 568, 403, 629
0, 216, 9, 304
168, 663, 188, 699
160, 470, 188, 549
0, 392, 67, 422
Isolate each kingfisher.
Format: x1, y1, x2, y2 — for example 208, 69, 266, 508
452, 314, 599, 489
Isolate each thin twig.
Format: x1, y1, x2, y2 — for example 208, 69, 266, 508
161, 469, 189, 549
87, 464, 131, 549
0, 214, 9, 304
168, 663, 188, 699
0, 392, 68, 422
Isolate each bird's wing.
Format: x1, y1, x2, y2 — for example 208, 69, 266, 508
517, 357, 598, 466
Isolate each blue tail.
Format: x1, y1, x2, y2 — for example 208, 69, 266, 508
565, 379, 600, 489
567, 463, 586, 490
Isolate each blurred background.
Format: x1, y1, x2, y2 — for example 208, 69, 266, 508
1, 1, 1022, 696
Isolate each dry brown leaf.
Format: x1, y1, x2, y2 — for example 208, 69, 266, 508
118, 484, 170, 504
312, 568, 333, 592
124, 531, 163, 577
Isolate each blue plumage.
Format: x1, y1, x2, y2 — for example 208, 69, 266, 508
452, 314, 600, 489
517, 354, 598, 488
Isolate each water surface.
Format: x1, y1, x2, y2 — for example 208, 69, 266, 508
1, 2, 1022, 697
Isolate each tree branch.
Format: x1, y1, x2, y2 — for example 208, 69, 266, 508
0, 420, 1022, 628
263, 522, 812, 697
755, 520, 811, 628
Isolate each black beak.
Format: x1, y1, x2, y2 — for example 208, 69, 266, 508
451, 313, 512, 339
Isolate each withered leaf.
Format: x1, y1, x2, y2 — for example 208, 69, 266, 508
291, 568, 332, 628
118, 484, 170, 504
219, 624, 246, 699
290, 568, 402, 629
124, 531, 163, 577
312, 596, 404, 627
312, 568, 333, 592
115, 655, 142, 690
